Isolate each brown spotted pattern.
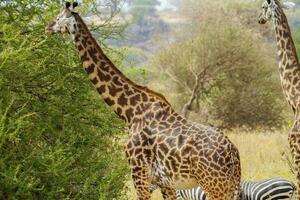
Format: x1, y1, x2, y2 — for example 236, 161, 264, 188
259, 1, 300, 199
46, 4, 241, 200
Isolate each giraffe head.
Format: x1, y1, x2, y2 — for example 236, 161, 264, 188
45, 2, 78, 35
258, 0, 295, 24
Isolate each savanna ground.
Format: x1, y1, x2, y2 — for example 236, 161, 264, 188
124, 130, 295, 200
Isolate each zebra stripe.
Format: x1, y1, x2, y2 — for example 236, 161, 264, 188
242, 178, 295, 200
151, 178, 295, 200
176, 187, 206, 200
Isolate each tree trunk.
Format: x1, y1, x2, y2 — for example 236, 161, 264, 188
182, 75, 200, 118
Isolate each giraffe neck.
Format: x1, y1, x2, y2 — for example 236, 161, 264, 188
272, 3, 300, 77
68, 13, 170, 124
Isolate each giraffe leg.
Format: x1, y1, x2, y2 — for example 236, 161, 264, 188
160, 187, 177, 200
289, 128, 300, 200
131, 166, 151, 200
200, 181, 236, 200
208, 190, 235, 200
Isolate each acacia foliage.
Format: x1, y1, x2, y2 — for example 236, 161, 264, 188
0, 0, 127, 199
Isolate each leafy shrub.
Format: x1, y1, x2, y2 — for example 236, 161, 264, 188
0, 0, 128, 199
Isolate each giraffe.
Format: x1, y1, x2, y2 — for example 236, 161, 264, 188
258, 0, 300, 199
45, 2, 241, 200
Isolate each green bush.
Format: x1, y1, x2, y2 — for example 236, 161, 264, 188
0, 0, 128, 199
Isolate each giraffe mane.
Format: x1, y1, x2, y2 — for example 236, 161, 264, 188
275, 2, 300, 63
72, 13, 170, 105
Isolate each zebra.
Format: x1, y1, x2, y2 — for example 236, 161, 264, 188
150, 178, 295, 200
240, 178, 295, 200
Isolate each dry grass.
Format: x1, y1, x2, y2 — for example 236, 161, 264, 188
124, 130, 295, 200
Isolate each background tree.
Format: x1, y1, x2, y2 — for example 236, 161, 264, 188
0, 0, 128, 199
128, 0, 160, 25
151, 1, 286, 129
122, 0, 168, 52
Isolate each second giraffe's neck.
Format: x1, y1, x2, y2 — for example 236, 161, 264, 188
272, 5, 300, 76
68, 13, 170, 124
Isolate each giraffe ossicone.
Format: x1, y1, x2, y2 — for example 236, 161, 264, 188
46, 2, 242, 200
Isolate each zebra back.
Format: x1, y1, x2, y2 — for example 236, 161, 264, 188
176, 187, 206, 200
150, 177, 295, 200
241, 178, 295, 200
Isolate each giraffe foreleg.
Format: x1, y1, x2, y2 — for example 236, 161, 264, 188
125, 131, 154, 200
289, 127, 300, 200
131, 165, 151, 200
160, 187, 177, 200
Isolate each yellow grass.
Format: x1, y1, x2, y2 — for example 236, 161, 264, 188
124, 130, 295, 200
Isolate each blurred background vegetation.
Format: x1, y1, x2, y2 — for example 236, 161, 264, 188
1, 0, 300, 199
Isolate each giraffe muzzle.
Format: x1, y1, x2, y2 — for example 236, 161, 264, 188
258, 18, 267, 24
258, 13, 267, 24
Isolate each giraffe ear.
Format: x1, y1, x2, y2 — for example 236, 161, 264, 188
282, 1, 296, 10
